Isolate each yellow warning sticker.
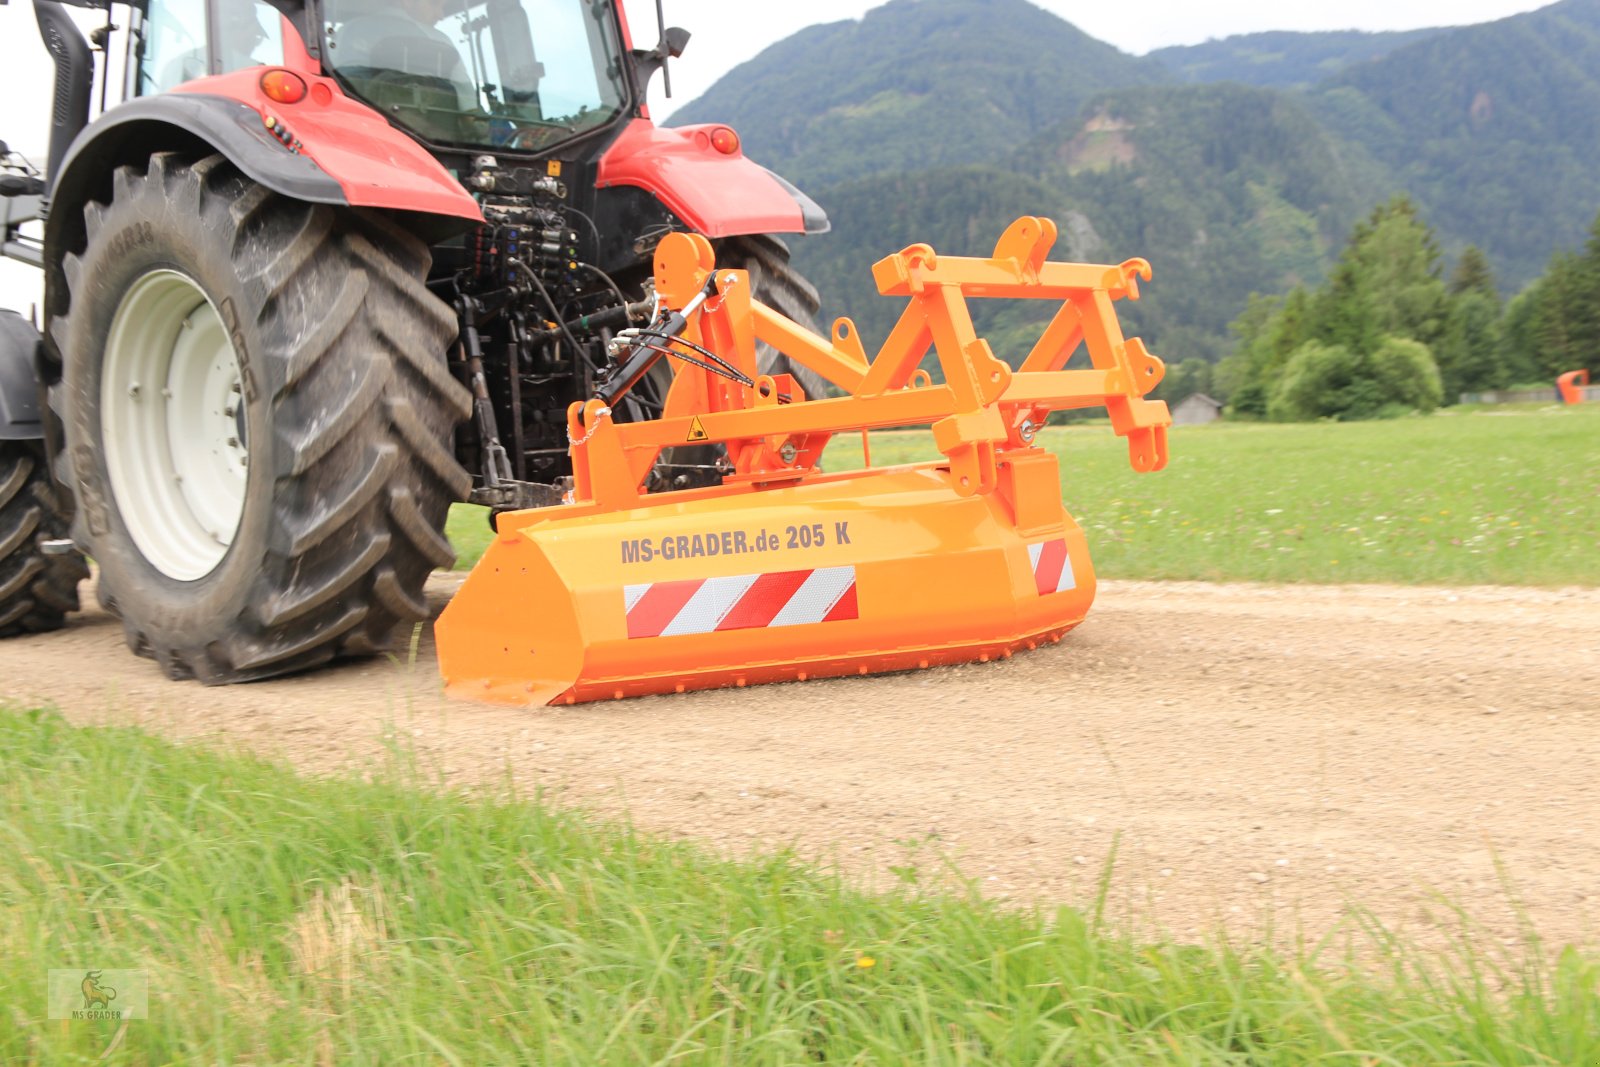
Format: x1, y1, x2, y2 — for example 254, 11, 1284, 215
686, 416, 709, 442
547, 160, 562, 177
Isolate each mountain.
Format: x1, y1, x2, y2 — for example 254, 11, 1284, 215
1310, 0, 1600, 283
666, 0, 1165, 188
786, 167, 1081, 364
790, 83, 1384, 364
1039, 84, 1386, 359
1150, 29, 1443, 90
674, 0, 1600, 369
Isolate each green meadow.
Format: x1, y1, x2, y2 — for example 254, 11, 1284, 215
450, 405, 1600, 586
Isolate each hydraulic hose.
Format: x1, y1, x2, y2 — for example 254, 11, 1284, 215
593, 277, 719, 407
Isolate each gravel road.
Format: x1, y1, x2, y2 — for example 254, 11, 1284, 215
4, 575, 1597, 950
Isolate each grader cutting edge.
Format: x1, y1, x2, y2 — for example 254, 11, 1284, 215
437, 216, 1171, 705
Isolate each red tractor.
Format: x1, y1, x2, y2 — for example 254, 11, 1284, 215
0, 0, 827, 681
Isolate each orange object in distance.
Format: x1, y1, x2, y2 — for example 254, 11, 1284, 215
1557, 369, 1589, 404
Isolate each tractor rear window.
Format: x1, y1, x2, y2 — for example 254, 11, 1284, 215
322, 0, 628, 150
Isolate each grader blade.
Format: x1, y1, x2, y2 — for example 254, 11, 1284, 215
435, 216, 1171, 705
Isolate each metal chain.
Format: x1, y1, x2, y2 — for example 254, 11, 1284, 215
566, 405, 613, 447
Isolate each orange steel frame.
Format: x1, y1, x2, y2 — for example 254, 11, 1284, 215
561, 215, 1169, 514
437, 215, 1172, 705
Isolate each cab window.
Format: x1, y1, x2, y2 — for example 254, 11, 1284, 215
135, 0, 285, 95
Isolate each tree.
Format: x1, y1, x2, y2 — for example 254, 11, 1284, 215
1436, 244, 1506, 400
1368, 335, 1443, 412
1225, 197, 1459, 418
1571, 211, 1600, 368
1334, 198, 1450, 349
1311, 256, 1383, 355
1437, 293, 1506, 397
1303, 198, 1451, 358
1267, 336, 1440, 420
1267, 341, 1370, 420
1216, 288, 1312, 412
1504, 251, 1589, 379
1449, 245, 1497, 298
1498, 287, 1545, 385
1499, 208, 1600, 381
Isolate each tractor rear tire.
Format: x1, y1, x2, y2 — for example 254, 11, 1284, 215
52, 152, 472, 683
0, 439, 88, 636
718, 234, 830, 402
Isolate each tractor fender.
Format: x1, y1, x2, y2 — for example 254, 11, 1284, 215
42, 87, 482, 321
46, 93, 348, 210
0, 310, 43, 441
597, 119, 829, 238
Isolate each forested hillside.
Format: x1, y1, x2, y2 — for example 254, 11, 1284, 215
792, 84, 1384, 364
1149, 29, 1440, 90
1310, 0, 1600, 284
673, 0, 1600, 384
667, 0, 1164, 188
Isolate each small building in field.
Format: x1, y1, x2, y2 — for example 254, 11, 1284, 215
1172, 393, 1223, 426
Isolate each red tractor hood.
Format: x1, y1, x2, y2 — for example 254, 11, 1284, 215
598, 120, 827, 238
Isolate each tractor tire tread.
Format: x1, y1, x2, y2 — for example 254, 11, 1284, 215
0, 442, 87, 638
53, 153, 469, 683
717, 234, 829, 402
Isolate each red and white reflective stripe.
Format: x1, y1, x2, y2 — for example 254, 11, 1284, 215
1028, 538, 1076, 596
624, 566, 859, 639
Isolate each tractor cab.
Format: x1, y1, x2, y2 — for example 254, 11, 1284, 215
319, 0, 629, 151
132, 0, 633, 153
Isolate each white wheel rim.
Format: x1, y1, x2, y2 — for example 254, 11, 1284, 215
101, 270, 249, 581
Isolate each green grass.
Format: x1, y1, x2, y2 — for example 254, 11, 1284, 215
822, 405, 1600, 586
4, 705, 1598, 1064
447, 406, 1599, 585
445, 500, 494, 573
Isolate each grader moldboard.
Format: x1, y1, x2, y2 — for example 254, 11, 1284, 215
1, 0, 1170, 703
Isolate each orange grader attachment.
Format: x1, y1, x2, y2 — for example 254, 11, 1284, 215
435, 216, 1171, 705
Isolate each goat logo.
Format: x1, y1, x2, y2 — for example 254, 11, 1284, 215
80, 971, 116, 1011
48, 967, 143, 1021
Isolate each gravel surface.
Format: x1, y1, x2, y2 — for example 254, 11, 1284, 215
4, 574, 1597, 949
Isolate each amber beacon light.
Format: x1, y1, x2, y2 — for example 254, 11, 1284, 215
259, 69, 308, 105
